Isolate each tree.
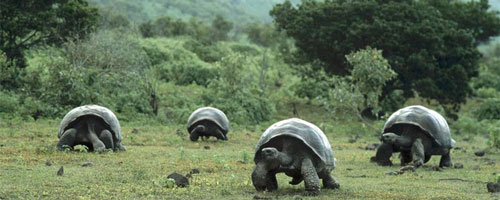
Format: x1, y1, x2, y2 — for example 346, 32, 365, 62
323, 47, 396, 124
0, 0, 98, 68
271, 0, 500, 110
210, 14, 233, 42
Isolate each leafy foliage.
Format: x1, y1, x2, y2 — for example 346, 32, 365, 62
322, 47, 396, 119
271, 0, 500, 109
475, 98, 500, 121
202, 53, 275, 124
0, 0, 99, 68
21, 30, 154, 119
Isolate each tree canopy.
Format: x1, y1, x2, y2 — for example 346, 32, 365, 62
0, 0, 98, 67
271, 0, 500, 109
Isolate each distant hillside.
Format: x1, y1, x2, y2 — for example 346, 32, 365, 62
89, 0, 301, 26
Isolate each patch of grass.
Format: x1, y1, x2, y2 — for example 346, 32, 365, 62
0, 118, 499, 199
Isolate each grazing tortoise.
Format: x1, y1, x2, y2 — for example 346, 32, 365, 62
372, 105, 455, 167
252, 118, 339, 195
56, 105, 126, 152
187, 107, 229, 141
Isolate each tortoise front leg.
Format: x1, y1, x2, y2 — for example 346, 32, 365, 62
373, 142, 394, 166
99, 129, 114, 150
87, 124, 106, 153
267, 172, 278, 191
301, 157, 320, 195
57, 128, 77, 150
439, 152, 453, 168
411, 138, 425, 167
400, 151, 412, 166
252, 162, 269, 191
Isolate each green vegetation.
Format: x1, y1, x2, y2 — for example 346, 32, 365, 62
271, 0, 500, 111
1, 0, 500, 199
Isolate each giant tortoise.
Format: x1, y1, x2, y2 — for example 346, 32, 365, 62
187, 107, 229, 141
372, 105, 455, 167
252, 118, 339, 195
57, 105, 126, 152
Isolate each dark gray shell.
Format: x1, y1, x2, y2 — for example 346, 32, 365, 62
254, 118, 336, 170
57, 105, 122, 141
187, 107, 229, 133
383, 105, 455, 149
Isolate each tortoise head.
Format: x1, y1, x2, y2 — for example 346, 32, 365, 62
381, 132, 399, 144
261, 147, 280, 160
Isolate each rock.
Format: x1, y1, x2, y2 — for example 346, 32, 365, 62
45, 160, 52, 166
400, 165, 416, 172
204, 146, 210, 150
473, 165, 481, 170
454, 146, 463, 150
454, 163, 464, 169
81, 162, 93, 167
132, 128, 139, 134
487, 182, 500, 193
185, 173, 192, 179
385, 171, 403, 175
475, 150, 486, 157
167, 172, 189, 187
57, 166, 64, 176
190, 169, 200, 174
346, 168, 353, 171
365, 143, 379, 151
0, 144, 4, 147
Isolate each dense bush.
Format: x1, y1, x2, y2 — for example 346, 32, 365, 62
202, 53, 275, 124
475, 98, 500, 121
141, 38, 217, 86
21, 30, 154, 119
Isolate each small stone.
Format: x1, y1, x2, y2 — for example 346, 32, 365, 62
400, 165, 416, 172
454, 163, 464, 169
454, 146, 462, 150
204, 146, 210, 150
365, 143, 379, 151
167, 172, 189, 187
190, 169, 200, 174
57, 166, 64, 176
346, 168, 353, 171
0, 144, 4, 147
486, 160, 496, 165
185, 173, 192, 179
132, 128, 139, 134
473, 165, 481, 170
487, 182, 500, 193
81, 162, 93, 167
475, 150, 486, 157
45, 160, 52, 166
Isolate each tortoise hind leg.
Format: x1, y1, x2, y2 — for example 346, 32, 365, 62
301, 157, 320, 195
190, 125, 205, 141
319, 170, 340, 189
439, 152, 453, 168
289, 176, 303, 185
99, 129, 114, 150
57, 128, 77, 150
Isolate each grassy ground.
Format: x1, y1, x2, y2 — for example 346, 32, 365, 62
0, 117, 499, 200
